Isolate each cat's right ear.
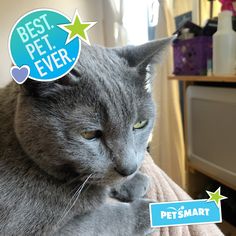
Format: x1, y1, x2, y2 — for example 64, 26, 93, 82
21, 67, 81, 97
21, 79, 60, 97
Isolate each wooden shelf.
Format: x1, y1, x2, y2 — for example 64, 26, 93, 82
168, 75, 236, 83
188, 162, 236, 191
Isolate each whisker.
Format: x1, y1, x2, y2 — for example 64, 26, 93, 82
55, 173, 93, 229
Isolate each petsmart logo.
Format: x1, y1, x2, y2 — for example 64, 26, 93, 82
160, 205, 210, 220
150, 187, 227, 227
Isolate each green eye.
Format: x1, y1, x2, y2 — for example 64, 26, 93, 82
133, 120, 148, 130
80, 130, 102, 140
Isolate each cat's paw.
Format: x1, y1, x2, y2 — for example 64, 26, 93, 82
110, 172, 150, 202
131, 199, 155, 235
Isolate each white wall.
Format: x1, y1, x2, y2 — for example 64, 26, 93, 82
0, 0, 104, 87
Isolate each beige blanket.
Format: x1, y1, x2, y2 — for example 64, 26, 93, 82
141, 153, 224, 236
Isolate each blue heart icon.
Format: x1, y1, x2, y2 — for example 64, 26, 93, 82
10, 65, 30, 84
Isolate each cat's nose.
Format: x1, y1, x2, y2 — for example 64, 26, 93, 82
114, 165, 137, 177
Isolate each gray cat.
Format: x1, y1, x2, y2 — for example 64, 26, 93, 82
0, 38, 172, 236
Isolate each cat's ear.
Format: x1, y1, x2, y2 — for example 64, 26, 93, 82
116, 36, 175, 74
21, 80, 61, 97
21, 67, 81, 97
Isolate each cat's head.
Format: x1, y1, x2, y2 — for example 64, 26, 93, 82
14, 38, 172, 185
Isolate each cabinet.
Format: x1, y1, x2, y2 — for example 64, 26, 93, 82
169, 75, 236, 235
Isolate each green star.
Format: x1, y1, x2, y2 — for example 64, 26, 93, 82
58, 10, 96, 45
206, 187, 227, 207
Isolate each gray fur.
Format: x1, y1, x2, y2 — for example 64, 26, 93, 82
0, 38, 172, 235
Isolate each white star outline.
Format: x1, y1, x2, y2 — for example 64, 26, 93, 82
57, 9, 97, 45
206, 187, 227, 207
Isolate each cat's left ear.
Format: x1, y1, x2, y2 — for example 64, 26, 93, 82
116, 36, 175, 74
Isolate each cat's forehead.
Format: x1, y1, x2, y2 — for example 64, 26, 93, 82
74, 64, 136, 116
60, 50, 138, 123
67, 45, 150, 114
71, 45, 137, 98
78, 44, 130, 78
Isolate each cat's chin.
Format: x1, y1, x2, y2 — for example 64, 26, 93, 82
88, 170, 138, 187
64, 168, 137, 187
89, 173, 135, 187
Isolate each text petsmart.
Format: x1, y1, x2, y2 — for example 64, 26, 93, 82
150, 199, 222, 227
